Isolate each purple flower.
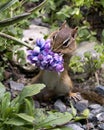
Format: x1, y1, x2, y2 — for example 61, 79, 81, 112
38, 54, 44, 60
44, 39, 51, 49
55, 64, 64, 72
27, 38, 64, 73
36, 39, 45, 49
33, 46, 40, 54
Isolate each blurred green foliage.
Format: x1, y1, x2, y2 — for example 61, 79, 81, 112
0, 0, 47, 81
0, 82, 89, 130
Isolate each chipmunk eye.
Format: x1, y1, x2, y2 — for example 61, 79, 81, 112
53, 35, 55, 40
53, 34, 57, 40
62, 37, 70, 47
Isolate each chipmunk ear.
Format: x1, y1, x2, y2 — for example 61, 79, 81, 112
59, 20, 67, 30
71, 27, 78, 38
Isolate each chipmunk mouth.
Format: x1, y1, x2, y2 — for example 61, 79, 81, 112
51, 47, 61, 54
51, 44, 62, 54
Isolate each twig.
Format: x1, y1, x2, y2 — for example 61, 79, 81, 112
95, 71, 100, 85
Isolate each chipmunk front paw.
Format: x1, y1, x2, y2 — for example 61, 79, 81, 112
69, 92, 82, 102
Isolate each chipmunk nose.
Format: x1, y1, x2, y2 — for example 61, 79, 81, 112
52, 47, 61, 54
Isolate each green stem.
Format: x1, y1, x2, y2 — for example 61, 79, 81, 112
28, 0, 48, 13
0, 32, 33, 49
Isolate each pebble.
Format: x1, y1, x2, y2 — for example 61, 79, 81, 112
95, 85, 104, 97
54, 99, 67, 112
83, 122, 95, 129
88, 113, 97, 122
66, 123, 84, 130
91, 107, 104, 115
89, 104, 102, 110
74, 100, 88, 112
34, 100, 40, 108
10, 80, 24, 91
98, 123, 104, 130
89, 104, 103, 115
96, 112, 104, 122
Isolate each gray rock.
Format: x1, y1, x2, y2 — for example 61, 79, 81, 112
67, 107, 73, 114
89, 104, 103, 115
96, 112, 104, 122
95, 85, 104, 97
34, 100, 40, 108
54, 99, 67, 112
75, 100, 88, 112
66, 123, 84, 130
23, 24, 49, 42
73, 41, 97, 58
10, 80, 24, 91
88, 113, 97, 122
89, 104, 101, 110
10, 80, 24, 97
91, 107, 104, 115
98, 123, 104, 130
83, 123, 95, 130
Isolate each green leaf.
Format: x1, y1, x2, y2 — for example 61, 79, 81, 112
10, 96, 21, 113
100, 0, 104, 8
1, 92, 11, 119
35, 112, 73, 129
0, 32, 33, 49
0, 0, 18, 13
0, 13, 30, 27
81, 109, 90, 118
0, 0, 48, 27
16, 113, 35, 123
70, 101, 77, 116
4, 118, 26, 126
74, 116, 86, 121
19, 84, 45, 102
0, 82, 6, 99
74, 109, 90, 121
75, 0, 84, 6
24, 98, 35, 116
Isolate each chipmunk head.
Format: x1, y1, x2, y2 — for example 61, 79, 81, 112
50, 21, 78, 55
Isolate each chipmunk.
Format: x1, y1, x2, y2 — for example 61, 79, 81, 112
30, 22, 104, 105
31, 21, 79, 101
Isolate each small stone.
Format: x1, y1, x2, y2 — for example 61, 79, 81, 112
98, 123, 104, 130
91, 107, 103, 115
87, 122, 95, 129
89, 104, 101, 110
67, 107, 73, 113
89, 104, 103, 115
41, 102, 47, 107
95, 85, 104, 97
83, 123, 95, 130
75, 100, 88, 112
66, 123, 84, 130
10, 80, 24, 91
96, 112, 104, 122
34, 100, 40, 108
54, 99, 67, 112
88, 113, 97, 122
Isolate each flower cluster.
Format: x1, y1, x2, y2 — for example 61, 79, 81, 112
27, 38, 64, 72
